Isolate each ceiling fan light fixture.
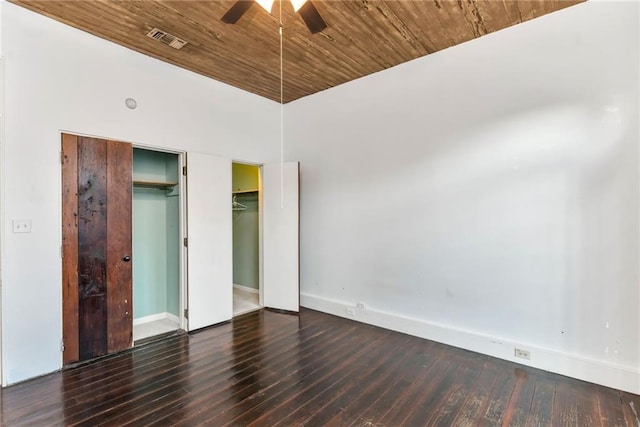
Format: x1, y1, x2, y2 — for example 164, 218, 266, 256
291, 0, 307, 12
255, 0, 274, 13
221, 0, 326, 34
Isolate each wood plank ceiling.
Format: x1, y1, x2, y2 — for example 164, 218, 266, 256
10, 0, 583, 103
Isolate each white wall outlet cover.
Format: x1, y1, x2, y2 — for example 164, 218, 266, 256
514, 348, 531, 360
12, 219, 32, 233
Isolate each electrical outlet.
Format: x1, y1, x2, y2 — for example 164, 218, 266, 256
514, 348, 531, 360
345, 308, 356, 317
12, 220, 32, 233
356, 302, 366, 311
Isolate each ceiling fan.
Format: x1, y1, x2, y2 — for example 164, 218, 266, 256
221, 0, 327, 34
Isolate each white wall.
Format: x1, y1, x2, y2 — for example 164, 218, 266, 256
287, 2, 639, 393
1, 3, 279, 384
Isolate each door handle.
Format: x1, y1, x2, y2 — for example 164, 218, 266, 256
123, 255, 131, 262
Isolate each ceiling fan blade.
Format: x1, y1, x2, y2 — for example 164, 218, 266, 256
221, 0, 254, 24
298, 1, 327, 34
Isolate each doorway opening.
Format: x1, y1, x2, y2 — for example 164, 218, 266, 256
232, 162, 262, 316
132, 148, 183, 342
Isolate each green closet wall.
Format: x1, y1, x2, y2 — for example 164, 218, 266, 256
232, 163, 259, 289
133, 149, 180, 319
232, 163, 259, 192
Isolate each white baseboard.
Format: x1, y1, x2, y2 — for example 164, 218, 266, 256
166, 312, 180, 324
134, 312, 181, 326
233, 284, 259, 294
301, 292, 640, 395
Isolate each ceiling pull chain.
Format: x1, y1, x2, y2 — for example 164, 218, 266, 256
280, 0, 284, 209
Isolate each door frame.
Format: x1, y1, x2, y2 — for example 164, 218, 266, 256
232, 159, 300, 313
58, 131, 188, 363
231, 161, 264, 311
131, 143, 188, 332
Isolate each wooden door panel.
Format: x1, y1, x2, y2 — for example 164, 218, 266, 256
62, 134, 80, 364
78, 294, 107, 359
77, 137, 109, 360
62, 134, 133, 363
106, 140, 133, 353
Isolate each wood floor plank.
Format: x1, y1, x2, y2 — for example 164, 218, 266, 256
447, 358, 500, 426
345, 340, 444, 427
477, 362, 519, 425
141, 314, 362, 425
500, 367, 538, 426
551, 373, 580, 426
422, 351, 487, 426
191, 328, 395, 425
574, 378, 603, 427
401, 350, 486, 426
0, 308, 637, 426
525, 372, 556, 426
297, 334, 423, 426
596, 386, 626, 425
378, 350, 458, 425
72, 313, 319, 425
116, 322, 355, 426
620, 390, 640, 427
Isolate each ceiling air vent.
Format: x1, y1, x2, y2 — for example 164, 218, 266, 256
146, 27, 188, 50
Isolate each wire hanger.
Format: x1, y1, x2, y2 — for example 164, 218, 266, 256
232, 195, 247, 211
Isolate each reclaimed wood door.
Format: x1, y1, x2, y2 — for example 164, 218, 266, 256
61, 133, 133, 364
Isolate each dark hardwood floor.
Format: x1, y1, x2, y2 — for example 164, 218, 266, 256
1, 308, 638, 426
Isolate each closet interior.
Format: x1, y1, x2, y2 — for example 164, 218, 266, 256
132, 148, 182, 341
232, 163, 262, 316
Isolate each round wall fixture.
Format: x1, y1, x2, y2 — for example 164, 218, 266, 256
125, 98, 137, 109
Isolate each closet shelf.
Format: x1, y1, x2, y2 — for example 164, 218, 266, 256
232, 189, 259, 194
133, 180, 178, 190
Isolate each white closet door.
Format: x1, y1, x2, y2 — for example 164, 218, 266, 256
262, 162, 300, 312
186, 152, 233, 330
